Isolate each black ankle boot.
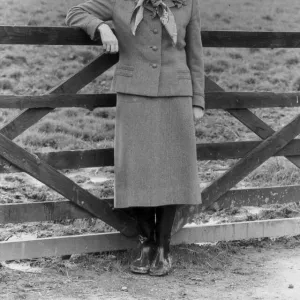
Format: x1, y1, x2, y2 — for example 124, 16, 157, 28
130, 234, 156, 274
148, 245, 172, 276
130, 207, 156, 274
149, 205, 177, 276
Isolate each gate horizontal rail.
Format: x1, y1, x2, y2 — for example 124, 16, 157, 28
1, 218, 300, 261
1, 26, 300, 48
1, 184, 300, 224
2, 139, 300, 175
1, 92, 300, 109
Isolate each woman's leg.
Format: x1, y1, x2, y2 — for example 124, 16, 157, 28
149, 205, 177, 276
129, 207, 156, 274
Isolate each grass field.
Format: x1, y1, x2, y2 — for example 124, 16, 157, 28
2, 0, 300, 194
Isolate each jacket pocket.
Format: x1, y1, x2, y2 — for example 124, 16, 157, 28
177, 70, 191, 80
115, 64, 134, 77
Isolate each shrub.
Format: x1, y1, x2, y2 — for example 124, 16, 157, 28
4, 55, 27, 65
251, 61, 270, 71
267, 74, 288, 86
63, 108, 79, 118
249, 48, 260, 54
234, 67, 248, 75
75, 50, 95, 64
92, 108, 115, 119
228, 52, 243, 59
291, 77, 300, 91
285, 57, 299, 67
262, 15, 273, 21
244, 77, 256, 85
0, 79, 13, 90
205, 60, 230, 73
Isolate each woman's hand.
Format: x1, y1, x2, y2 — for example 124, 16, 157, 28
193, 106, 205, 122
98, 23, 119, 54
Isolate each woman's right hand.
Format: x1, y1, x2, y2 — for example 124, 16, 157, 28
98, 23, 119, 54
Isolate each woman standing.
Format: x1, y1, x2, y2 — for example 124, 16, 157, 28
65, 0, 205, 276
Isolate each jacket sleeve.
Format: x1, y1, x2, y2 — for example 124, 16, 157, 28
65, 0, 116, 41
185, 0, 205, 110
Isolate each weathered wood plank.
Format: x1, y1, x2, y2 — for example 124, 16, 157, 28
37, 148, 114, 169
1, 218, 300, 261
202, 113, 300, 206
0, 26, 99, 45
0, 53, 118, 140
206, 92, 300, 109
1, 27, 300, 48
3, 92, 300, 109
0, 148, 114, 173
2, 184, 300, 224
0, 132, 138, 237
209, 185, 300, 211
203, 31, 300, 48
173, 217, 300, 244
172, 181, 300, 232
4, 140, 300, 174
0, 200, 94, 223
0, 232, 138, 261
196, 139, 300, 161
0, 94, 116, 109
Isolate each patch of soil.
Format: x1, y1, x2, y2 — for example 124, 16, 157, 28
1, 239, 300, 300
0, 168, 113, 205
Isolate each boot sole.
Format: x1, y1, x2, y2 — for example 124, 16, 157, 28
149, 271, 169, 276
130, 265, 150, 274
149, 268, 171, 276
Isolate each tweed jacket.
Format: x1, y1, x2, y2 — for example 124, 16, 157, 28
65, 0, 205, 109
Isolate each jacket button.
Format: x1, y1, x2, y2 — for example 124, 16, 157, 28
153, 29, 158, 34
151, 63, 158, 69
152, 46, 158, 51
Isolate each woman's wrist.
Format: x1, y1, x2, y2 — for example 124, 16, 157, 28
192, 94, 205, 110
98, 22, 109, 32
192, 105, 204, 111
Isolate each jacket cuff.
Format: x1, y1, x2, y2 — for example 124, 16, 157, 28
192, 94, 205, 110
86, 18, 105, 41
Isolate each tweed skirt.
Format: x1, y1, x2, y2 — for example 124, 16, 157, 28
113, 93, 202, 208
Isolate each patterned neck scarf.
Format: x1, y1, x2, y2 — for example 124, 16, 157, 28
130, 0, 177, 46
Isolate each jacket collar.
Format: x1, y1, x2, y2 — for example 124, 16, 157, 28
144, 0, 176, 12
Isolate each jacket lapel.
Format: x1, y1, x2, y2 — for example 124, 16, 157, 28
144, 3, 155, 13
164, 0, 176, 8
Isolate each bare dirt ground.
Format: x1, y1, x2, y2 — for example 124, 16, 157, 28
1, 238, 300, 300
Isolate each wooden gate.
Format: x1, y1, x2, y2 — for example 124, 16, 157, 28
1, 27, 300, 260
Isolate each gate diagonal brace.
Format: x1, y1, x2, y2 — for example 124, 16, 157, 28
208, 78, 300, 168
0, 52, 141, 238
0, 132, 138, 238
172, 77, 300, 235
